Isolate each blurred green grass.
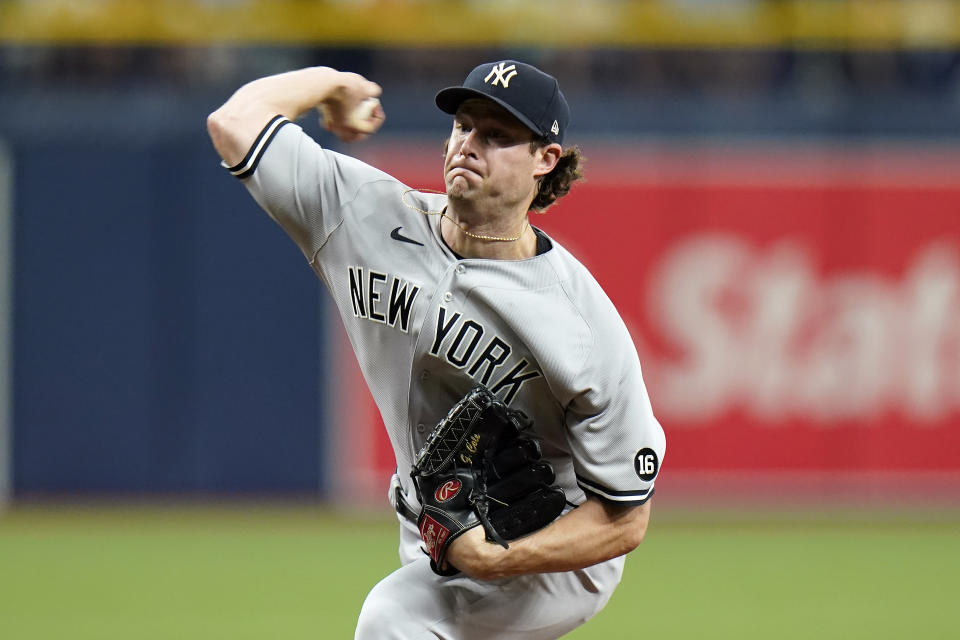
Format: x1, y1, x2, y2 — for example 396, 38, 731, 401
1, 502, 957, 639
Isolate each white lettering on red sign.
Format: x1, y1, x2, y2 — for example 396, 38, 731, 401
642, 235, 960, 423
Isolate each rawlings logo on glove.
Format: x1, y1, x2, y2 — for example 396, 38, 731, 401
410, 385, 566, 576
434, 480, 462, 502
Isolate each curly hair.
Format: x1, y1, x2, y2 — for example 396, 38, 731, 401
530, 143, 585, 212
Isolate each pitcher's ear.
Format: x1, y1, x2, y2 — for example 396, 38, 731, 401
534, 143, 562, 177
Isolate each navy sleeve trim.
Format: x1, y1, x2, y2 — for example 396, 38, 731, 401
222, 115, 291, 180
577, 474, 654, 506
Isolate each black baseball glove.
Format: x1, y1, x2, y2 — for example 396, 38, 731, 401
410, 385, 566, 576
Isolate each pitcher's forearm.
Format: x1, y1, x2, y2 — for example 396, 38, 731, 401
207, 67, 380, 165
447, 498, 651, 580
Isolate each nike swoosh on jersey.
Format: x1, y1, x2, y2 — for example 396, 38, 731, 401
390, 226, 425, 247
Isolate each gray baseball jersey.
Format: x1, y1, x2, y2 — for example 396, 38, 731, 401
224, 115, 666, 637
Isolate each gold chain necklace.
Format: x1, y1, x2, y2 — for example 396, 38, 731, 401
400, 188, 529, 243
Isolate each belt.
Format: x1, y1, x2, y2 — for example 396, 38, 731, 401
395, 485, 419, 524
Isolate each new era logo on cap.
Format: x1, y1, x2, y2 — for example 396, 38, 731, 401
435, 59, 571, 144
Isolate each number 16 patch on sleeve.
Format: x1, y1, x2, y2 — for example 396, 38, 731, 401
634, 448, 659, 482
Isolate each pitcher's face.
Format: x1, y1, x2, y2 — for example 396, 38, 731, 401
443, 99, 545, 211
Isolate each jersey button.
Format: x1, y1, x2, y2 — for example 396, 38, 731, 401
416, 423, 426, 433
456, 265, 466, 275
443, 291, 453, 302
420, 370, 430, 381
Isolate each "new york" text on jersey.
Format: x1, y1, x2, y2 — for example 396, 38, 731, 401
348, 266, 421, 333
430, 305, 541, 403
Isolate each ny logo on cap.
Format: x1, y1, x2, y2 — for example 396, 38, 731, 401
485, 62, 518, 88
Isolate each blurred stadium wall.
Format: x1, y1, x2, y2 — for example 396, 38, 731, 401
1, 0, 958, 504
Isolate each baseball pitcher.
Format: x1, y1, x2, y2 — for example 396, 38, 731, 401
207, 59, 666, 639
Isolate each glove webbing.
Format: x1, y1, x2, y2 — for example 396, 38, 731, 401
472, 464, 509, 550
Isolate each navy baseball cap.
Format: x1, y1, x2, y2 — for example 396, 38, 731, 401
436, 60, 570, 145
